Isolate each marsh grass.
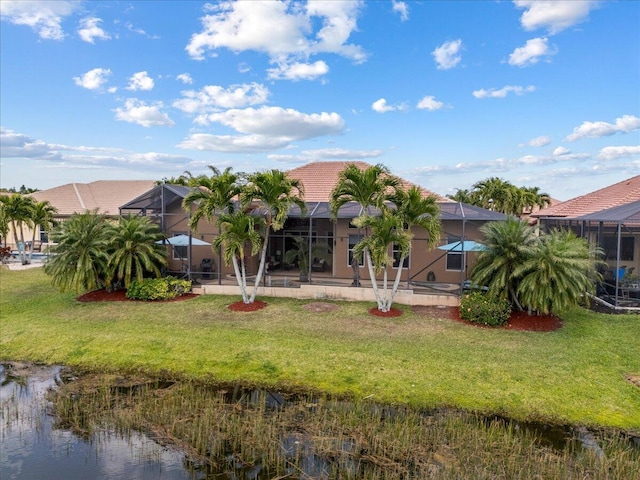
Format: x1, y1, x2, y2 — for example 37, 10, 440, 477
49, 375, 640, 479
2, 268, 640, 429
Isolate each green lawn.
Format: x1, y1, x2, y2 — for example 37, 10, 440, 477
1, 268, 639, 430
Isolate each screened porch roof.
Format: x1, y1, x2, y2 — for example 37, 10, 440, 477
573, 199, 640, 224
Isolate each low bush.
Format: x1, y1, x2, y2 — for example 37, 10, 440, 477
460, 291, 511, 326
126, 276, 191, 301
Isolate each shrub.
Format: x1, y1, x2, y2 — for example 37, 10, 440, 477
460, 291, 511, 327
126, 277, 191, 301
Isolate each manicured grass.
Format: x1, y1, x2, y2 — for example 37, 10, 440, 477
2, 268, 639, 430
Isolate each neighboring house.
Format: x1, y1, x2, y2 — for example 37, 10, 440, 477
121, 162, 507, 286
531, 175, 640, 307
5, 180, 156, 251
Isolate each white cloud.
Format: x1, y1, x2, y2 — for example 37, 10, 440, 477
78, 17, 111, 44
416, 96, 445, 111
173, 83, 270, 115
473, 85, 536, 99
372, 98, 407, 113
553, 146, 571, 156
392, 0, 409, 21
597, 145, 640, 161
0, 128, 194, 177
126, 71, 155, 91
73, 68, 112, 91
566, 115, 640, 141
267, 60, 329, 81
204, 106, 344, 138
522, 135, 551, 147
178, 106, 344, 153
432, 39, 463, 70
177, 133, 293, 153
508, 37, 556, 67
0, 128, 52, 158
114, 99, 175, 127
0, 0, 79, 40
514, 0, 598, 34
177, 73, 193, 84
269, 148, 384, 164
186, 0, 367, 68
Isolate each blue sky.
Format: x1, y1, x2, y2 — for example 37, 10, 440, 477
1, 0, 638, 201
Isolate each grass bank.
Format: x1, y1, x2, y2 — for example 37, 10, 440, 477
1, 268, 639, 430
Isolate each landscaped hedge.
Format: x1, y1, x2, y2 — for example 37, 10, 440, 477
460, 291, 511, 327
126, 277, 191, 301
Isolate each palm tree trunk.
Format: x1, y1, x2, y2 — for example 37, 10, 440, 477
365, 250, 383, 310
231, 255, 249, 303
250, 231, 269, 303
388, 257, 406, 310
28, 226, 38, 264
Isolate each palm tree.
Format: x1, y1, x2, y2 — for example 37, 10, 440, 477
516, 229, 603, 314
520, 186, 552, 214
240, 169, 306, 302
392, 185, 441, 283
0, 202, 9, 247
213, 211, 264, 304
106, 215, 167, 289
183, 166, 242, 283
470, 218, 539, 310
282, 234, 332, 281
352, 212, 410, 312
183, 166, 241, 226
27, 200, 57, 263
0, 194, 35, 264
44, 211, 111, 293
472, 177, 519, 214
330, 163, 400, 288
330, 163, 399, 215
446, 188, 476, 204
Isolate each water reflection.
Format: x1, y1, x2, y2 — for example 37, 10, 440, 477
0, 363, 201, 480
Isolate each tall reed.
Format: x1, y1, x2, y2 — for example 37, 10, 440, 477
49, 375, 640, 479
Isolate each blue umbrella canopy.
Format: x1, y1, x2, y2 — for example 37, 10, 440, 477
437, 240, 487, 252
155, 234, 211, 246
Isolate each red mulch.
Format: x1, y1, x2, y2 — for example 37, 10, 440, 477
228, 300, 267, 312
411, 306, 562, 332
369, 307, 403, 317
77, 289, 198, 303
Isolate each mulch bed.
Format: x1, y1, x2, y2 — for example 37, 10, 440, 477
77, 289, 198, 303
228, 300, 267, 312
412, 306, 563, 332
369, 307, 403, 317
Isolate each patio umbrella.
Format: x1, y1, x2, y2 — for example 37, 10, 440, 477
437, 240, 487, 252
155, 234, 211, 246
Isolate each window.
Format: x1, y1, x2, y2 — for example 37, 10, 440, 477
173, 246, 187, 260
348, 234, 364, 266
602, 236, 634, 261
171, 232, 188, 260
445, 236, 464, 271
392, 243, 410, 268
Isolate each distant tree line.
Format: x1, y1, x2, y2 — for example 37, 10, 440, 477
0, 185, 39, 194
447, 177, 551, 217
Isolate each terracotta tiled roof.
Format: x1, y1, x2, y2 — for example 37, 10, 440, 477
286, 161, 451, 203
532, 175, 640, 219
30, 180, 156, 216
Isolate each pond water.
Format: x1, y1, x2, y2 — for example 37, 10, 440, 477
0, 363, 203, 480
1, 362, 638, 479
